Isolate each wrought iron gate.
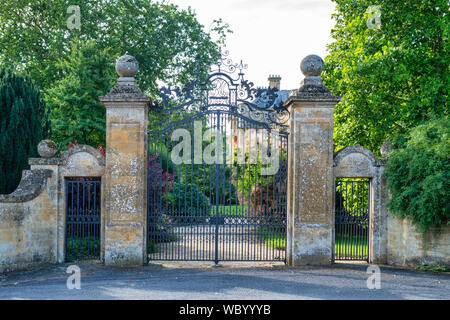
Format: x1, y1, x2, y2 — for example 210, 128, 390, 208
65, 177, 101, 261
147, 51, 289, 263
334, 179, 370, 261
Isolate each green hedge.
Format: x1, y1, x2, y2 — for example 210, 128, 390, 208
162, 183, 211, 219
384, 118, 449, 232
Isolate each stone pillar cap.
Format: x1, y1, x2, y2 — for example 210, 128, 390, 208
99, 54, 151, 103
115, 55, 139, 78
37, 140, 57, 158
284, 54, 340, 103
300, 55, 324, 77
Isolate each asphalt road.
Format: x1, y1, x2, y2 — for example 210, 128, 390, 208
0, 262, 448, 300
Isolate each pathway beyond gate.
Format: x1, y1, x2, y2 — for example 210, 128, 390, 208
148, 225, 285, 262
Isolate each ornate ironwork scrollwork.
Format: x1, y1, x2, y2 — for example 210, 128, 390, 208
150, 49, 290, 131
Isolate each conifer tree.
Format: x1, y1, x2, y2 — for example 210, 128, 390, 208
0, 69, 51, 194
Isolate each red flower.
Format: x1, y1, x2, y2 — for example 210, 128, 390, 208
97, 143, 106, 157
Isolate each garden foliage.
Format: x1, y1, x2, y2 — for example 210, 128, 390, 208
324, 0, 448, 154
384, 118, 449, 231
162, 182, 211, 218
47, 41, 115, 149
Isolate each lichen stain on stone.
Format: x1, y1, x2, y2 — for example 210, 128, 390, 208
109, 179, 140, 220
1, 206, 30, 227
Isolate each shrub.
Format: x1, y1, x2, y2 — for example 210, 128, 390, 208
148, 143, 178, 176
235, 156, 287, 216
162, 182, 211, 221
384, 118, 449, 232
147, 152, 178, 242
236, 161, 272, 202
148, 152, 177, 199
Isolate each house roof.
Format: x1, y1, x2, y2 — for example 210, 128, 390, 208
251, 89, 291, 109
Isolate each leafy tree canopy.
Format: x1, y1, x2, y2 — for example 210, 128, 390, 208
323, 0, 448, 154
46, 40, 115, 148
0, 0, 231, 95
0, 0, 231, 148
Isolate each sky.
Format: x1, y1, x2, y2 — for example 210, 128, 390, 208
168, 0, 337, 90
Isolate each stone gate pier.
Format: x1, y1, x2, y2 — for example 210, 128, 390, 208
99, 56, 151, 265
285, 55, 340, 266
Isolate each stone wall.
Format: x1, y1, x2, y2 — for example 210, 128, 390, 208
387, 215, 450, 267
0, 169, 56, 273
0, 144, 105, 273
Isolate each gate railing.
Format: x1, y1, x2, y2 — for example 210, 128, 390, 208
334, 178, 370, 261
146, 50, 289, 263
65, 177, 101, 261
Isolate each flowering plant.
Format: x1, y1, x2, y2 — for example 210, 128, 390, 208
57, 140, 106, 158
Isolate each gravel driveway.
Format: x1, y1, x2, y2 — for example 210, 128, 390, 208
0, 262, 448, 300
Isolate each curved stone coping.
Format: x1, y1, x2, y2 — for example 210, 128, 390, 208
333, 145, 384, 167
0, 169, 53, 203
62, 144, 106, 166
29, 144, 106, 167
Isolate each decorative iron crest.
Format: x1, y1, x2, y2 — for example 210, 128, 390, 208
151, 49, 290, 128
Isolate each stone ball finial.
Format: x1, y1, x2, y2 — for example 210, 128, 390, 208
115, 55, 139, 78
37, 140, 57, 158
300, 54, 324, 77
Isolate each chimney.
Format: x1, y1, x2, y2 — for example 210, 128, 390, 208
268, 75, 281, 90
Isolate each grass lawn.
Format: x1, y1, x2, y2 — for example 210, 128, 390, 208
264, 235, 286, 250
258, 227, 286, 250
416, 265, 449, 273
211, 205, 246, 217
334, 235, 368, 259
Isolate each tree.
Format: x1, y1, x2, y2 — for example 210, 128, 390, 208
323, 0, 448, 154
0, 0, 231, 95
47, 40, 115, 148
384, 117, 449, 232
0, 69, 51, 194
